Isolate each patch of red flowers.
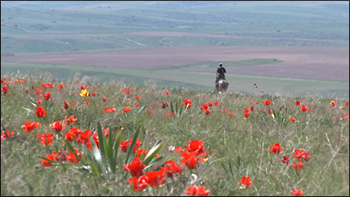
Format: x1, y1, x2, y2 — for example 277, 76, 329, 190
300, 105, 307, 112
291, 189, 304, 196
34, 106, 47, 118
51, 120, 66, 132
65, 115, 78, 125
104, 107, 116, 113
120, 139, 142, 153
238, 176, 253, 189
21, 122, 41, 132
185, 186, 210, 196
124, 157, 146, 178
268, 142, 284, 154
264, 99, 271, 106
36, 133, 54, 146
102, 97, 108, 102
123, 106, 132, 113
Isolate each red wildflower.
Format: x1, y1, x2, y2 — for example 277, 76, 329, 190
42, 83, 54, 88
268, 142, 284, 154
31, 85, 35, 89
41, 153, 55, 167
124, 106, 132, 113
308, 109, 313, 113
145, 169, 166, 188
238, 176, 253, 189
21, 122, 41, 132
214, 101, 220, 107
135, 95, 140, 100
104, 107, 116, 113
291, 162, 304, 171
124, 157, 146, 178
300, 105, 307, 112
180, 151, 203, 169
162, 102, 168, 109
185, 186, 210, 196
92, 92, 96, 96
58, 84, 64, 90
51, 120, 66, 132
183, 99, 192, 109
205, 108, 210, 115
63, 101, 69, 109
34, 106, 47, 118
165, 91, 170, 95
1, 86, 8, 94
71, 102, 76, 106
76, 129, 91, 144
281, 155, 290, 164
174, 147, 184, 153
25, 89, 29, 94
131, 88, 135, 92
34, 88, 43, 95
163, 160, 183, 178
291, 149, 306, 162
185, 140, 205, 155
345, 101, 349, 106
36, 133, 54, 146
244, 108, 249, 112
52, 150, 68, 162
134, 103, 140, 107
290, 117, 295, 122
221, 109, 226, 113
120, 139, 141, 153
330, 100, 337, 106
128, 176, 148, 192
154, 102, 158, 106
244, 111, 250, 118
84, 100, 90, 106
302, 152, 311, 161
228, 112, 233, 117
125, 90, 130, 95
147, 108, 153, 115
291, 189, 304, 196
65, 131, 75, 142
295, 100, 301, 105
250, 106, 255, 111
67, 149, 82, 163
44, 92, 51, 101
1, 130, 15, 143
65, 115, 78, 125
37, 99, 42, 104
121, 87, 125, 91
264, 100, 271, 106
102, 97, 108, 102
208, 102, 212, 106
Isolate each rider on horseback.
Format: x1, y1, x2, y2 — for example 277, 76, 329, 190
215, 63, 226, 88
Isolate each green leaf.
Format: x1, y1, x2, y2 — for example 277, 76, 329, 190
143, 157, 164, 171
136, 105, 147, 115
89, 136, 105, 174
170, 102, 174, 114
96, 122, 108, 170
112, 128, 123, 173
143, 140, 164, 166
107, 127, 115, 171
125, 126, 141, 165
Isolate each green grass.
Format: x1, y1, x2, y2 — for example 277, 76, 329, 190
1, 72, 349, 196
2, 61, 348, 99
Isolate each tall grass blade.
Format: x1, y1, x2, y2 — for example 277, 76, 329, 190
125, 125, 141, 165
89, 136, 104, 174
143, 140, 164, 166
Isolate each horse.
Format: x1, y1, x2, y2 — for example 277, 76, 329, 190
216, 79, 229, 94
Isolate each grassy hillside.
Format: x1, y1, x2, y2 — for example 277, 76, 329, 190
1, 73, 349, 196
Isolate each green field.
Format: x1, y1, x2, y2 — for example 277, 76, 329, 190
2, 60, 348, 99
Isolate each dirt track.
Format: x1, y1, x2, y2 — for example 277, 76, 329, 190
1, 46, 349, 81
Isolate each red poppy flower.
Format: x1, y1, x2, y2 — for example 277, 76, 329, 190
91, 92, 95, 96
185, 186, 210, 196
58, 84, 64, 89
31, 85, 35, 89
128, 176, 148, 192
250, 106, 255, 111
244, 108, 249, 112
44, 92, 51, 101
124, 106, 132, 113
52, 150, 68, 162
221, 109, 226, 113
185, 140, 205, 155
36, 99, 42, 104
41, 153, 55, 167
205, 108, 210, 115
63, 101, 69, 109
103, 107, 116, 113
65, 131, 75, 142
154, 103, 158, 106
162, 102, 168, 109
131, 88, 135, 92
21, 122, 41, 132
67, 149, 82, 163
295, 100, 301, 105
145, 169, 166, 188
183, 99, 192, 109
71, 102, 76, 106
35, 106, 47, 118
36, 133, 54, 146
300, 105, 307, 112
228, 112, 233, 117
291, 149, 306, 162
302, 152, 311, 161
135, 95, 140, 100
124, 157, 146, 178
163, 160, 183, 178
121, 87, 125, 91
125, 90, 130, 94
244, 111, 250, 118
65, 115, 78, 125
102, 97, 108, 102
238, 176, 253, 189
268, 142, 284, 154
76, 129, 91, 144
120, 139, 142, 153
308, 109, 313, 113
174, 147, 184, 153
291, 189, 304, 196
25, 89, 29, 94
214, 101, 220, 107
165, 91, 170, 95
34, 88, 43, 95
180, 152, 203, 169
291, 162, 304, 171
135, 103, 140, 107
84, 100, 90, 106
264, 100, 271, 106
51, 120, 66, 132
281, 155, 290, 164
290, 117, 295, 122
345, 101, 349, 106
1, 130, 15, 143
330, 100, 337, 106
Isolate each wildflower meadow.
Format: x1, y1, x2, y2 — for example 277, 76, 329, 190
1, 73, 349, 196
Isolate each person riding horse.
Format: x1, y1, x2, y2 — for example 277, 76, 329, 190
216, 63, 226, 89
